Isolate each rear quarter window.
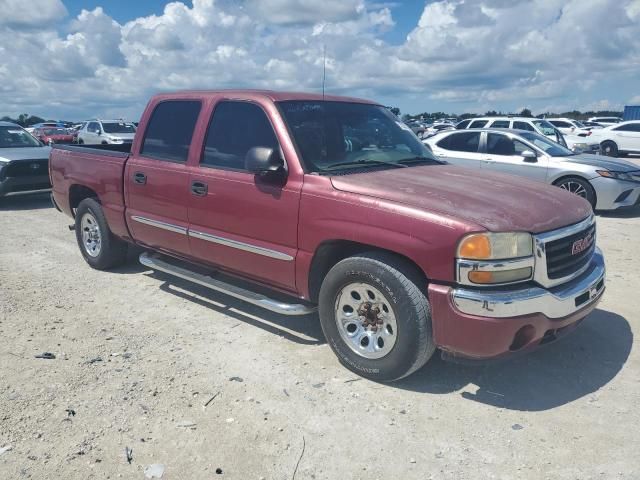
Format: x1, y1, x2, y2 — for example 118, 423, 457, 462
141, 100, 202, 163
436, 131, 481, 152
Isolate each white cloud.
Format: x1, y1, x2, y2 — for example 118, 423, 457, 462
0, 0, 67, 29
0, 0, 639, 120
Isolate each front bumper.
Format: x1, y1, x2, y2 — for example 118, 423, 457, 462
0, 174, 51, 197
428, 248, 605, 360
591, 176, 640, 210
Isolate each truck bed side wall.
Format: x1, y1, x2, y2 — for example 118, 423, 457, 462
50, 148, 131, 240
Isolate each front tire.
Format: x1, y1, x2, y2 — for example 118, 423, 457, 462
601, 140, 618, 157
75, 198, 127, 270
318, 252, 435, 382
554, 176, 596, 209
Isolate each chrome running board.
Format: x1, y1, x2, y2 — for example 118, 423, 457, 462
139, 252, 317, 316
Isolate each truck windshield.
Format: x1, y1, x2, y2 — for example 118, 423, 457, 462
278, 101, 439, 173
519, 131, 575, 157
102, 122, 136, 134
0, 126, 42, 148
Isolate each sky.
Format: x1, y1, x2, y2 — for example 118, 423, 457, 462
0, 0, 639, 121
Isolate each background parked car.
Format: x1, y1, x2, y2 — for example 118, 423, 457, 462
588, 116, 622, 126
0, 121, 51, 197
419, 122, 455, 139
424, 128, 640, 210
588, 120, 640, 157
77, 119, 137, 145
33, 127, 75, 145
581, 121, 604, 129
456, 116, 578, 147
547, 118, 593, 136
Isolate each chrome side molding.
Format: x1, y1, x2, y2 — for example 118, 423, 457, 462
189, 229, 294, 261
129, 216, 293, 261
131, 215, 188, 235
139, 252, 316, 316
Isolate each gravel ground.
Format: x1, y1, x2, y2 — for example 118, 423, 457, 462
1, 192, 639, 480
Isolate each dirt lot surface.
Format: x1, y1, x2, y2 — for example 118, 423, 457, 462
1, 193, 639, 480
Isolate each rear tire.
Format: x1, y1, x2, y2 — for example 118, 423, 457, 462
318, 252, 435, 382
554, 176, 596, 209
75, 198, 127, 270
601, 141, 618, 157
78, 139, 84, 145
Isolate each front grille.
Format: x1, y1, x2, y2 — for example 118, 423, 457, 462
545, 223, 596, 279
4, 159, 48, 177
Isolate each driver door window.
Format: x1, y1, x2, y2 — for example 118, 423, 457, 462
201, 101, 279, 171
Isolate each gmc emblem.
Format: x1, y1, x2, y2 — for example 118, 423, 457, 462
572, 232, 594, 255
30, 163, 40, 170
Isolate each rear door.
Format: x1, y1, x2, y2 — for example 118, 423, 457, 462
481, 132, 548, 181
125, 99, 203, 256
430, 131, 482, 168
186, 99, 301, 291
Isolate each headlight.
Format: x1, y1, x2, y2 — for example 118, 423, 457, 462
457, 232, 533, 260
571, 143, 588, 152
596, 170, 636, 182
457, 232, 534, 286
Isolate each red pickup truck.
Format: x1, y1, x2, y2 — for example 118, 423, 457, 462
50, 90, 605, 381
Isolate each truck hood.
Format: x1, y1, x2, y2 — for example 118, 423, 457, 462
0, 146, 51, 162
558, 154, 640, 172
330, 165, 592, 234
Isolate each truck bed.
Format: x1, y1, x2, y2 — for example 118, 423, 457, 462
49, 144, 132, 240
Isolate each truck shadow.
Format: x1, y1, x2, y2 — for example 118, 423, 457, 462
145, 271, 325, 347
0, 192, 52, 211
597, 206, 640, 218
395, 309, 632, 411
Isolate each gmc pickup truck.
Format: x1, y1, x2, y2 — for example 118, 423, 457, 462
50, 90, 606, 381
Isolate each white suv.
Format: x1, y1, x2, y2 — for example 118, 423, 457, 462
77, 120, 137, 145
589, 121, 640, 157
588, 116, 622, 126
456, 116, 599, 153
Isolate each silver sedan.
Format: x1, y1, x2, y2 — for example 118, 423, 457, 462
423, 128, 640, 210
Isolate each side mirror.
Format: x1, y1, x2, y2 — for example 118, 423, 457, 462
522, 150, 537, 162
245, 147, 286, 177
96, 130, 102, 136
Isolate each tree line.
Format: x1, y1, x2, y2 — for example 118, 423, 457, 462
399, 108, 623, 122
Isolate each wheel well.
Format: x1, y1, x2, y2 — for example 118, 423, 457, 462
69, 184, 99, 214
307, 240, 428, 303
552, 175, 597, 205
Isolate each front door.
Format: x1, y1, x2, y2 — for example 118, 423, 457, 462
481, 132, 548, 182
187, 99, 301, 291
125, 99, 203, 257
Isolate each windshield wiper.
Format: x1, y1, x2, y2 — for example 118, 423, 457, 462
396, 156, 443, 166
323, 159, 408, 171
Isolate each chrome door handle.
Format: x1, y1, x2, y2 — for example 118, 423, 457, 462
133, 172, 147, 184
191, 181, 208, 196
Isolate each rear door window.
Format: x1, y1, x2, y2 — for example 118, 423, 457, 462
437, 132, 481, 152
141, 100, 202, 163
513, 121, 535, 131
490, 120, 510, 128
469, 120, 488, 128
201, 101, 279, 171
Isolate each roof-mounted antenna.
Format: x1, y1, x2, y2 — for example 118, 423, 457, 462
322, 44, 326, 100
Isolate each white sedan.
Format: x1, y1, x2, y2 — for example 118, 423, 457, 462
588, 121, 640, 157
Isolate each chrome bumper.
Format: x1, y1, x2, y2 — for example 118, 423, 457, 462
452, 248, 605, 319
